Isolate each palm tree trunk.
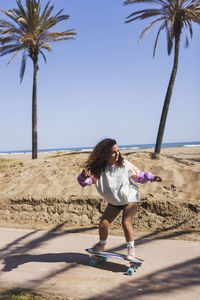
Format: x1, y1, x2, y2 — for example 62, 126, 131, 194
153, 35, 180, 158
32, 57, 38, 159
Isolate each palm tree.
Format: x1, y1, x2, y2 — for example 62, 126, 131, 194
124, 0, 200, 157
0, 0, 76, 159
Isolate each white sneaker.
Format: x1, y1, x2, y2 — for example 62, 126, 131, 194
126, 245, 136, 261
92, 241, 106, 252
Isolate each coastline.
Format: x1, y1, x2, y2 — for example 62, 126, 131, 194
1, 141, 200, 158
1, 144, 200, 160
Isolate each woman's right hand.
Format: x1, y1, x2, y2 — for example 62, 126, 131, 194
81, 169, 91, 178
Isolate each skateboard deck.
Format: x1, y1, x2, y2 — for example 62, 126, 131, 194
85, 248, 144, 276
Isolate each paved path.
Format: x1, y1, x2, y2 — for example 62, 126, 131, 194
0, 227, 199, 299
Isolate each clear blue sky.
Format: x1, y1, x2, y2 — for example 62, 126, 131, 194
0, 0, 200, 151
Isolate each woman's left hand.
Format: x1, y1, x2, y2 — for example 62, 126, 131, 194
153, 176, 162, 182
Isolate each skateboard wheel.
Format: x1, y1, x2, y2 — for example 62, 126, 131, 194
89, 258, 97, 267
102, 257, 108, 261
126, 267, 134, 276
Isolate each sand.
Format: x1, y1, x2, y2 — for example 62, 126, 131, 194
0, 146, 199, 240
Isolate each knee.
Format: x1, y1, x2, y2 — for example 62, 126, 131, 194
122, 218, 131, 229
99, 219, 110, 230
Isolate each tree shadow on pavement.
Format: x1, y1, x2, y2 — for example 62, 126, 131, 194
107, 220, 199, 254
0, 230, 38, 254
135, 229, 200, 247
1, 252, 89, 272
0, 223, 97, 258
0, 223, 199, 299
0, 223, 99, 290
1, 222, 199, 298
87, 256, 200, 300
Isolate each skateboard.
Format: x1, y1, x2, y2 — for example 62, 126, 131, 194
85, 248, 144, 276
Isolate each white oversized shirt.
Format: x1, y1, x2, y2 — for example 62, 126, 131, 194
95, 160, 139, 206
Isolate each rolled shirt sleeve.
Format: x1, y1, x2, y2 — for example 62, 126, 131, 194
124, 159, 155, 184
77, 173, 93, 187
133, 171, 155, 183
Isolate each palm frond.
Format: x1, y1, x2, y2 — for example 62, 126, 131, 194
16, 0, 27, 18
44, 30, 76, 38
0, 26, 22, 36
7, 48, 23, 65
139, 17, 164, 42
54, 9, 65, 19
184, 17, 193, 38
42, 14, 70, 31
41, 35, 75, 43
20, 50, 27, 82
0, 0, 76, 81
0, 36, 18, 45
125, 0, 200, 56
39, 49, 47, 62
0, 19, 14, 28
41, 3, 54, 24
124, 0, 165, 4
39, 41, 51, 52
0, 9, 21, 25
126, 9, 162, 22
0, 44, 24, 56
41, 1, 51, 20
185, 34, 189, 47
39, 30, 76, 45
153, 22, 165, 56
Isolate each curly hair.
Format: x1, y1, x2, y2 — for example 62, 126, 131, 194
85, 138, 124, 178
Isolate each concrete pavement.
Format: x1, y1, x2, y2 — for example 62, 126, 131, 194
0, 226, 199, 299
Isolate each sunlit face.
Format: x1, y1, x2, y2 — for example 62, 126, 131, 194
107, 144, 120, 165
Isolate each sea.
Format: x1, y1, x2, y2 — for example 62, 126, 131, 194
0, 141, 200, 156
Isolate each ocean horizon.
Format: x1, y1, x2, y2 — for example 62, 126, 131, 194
1, 141, 200, 156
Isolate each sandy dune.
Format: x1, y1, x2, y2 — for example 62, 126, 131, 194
0, 146, 199, 240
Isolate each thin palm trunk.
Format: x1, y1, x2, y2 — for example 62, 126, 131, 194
153, 34, 180, 158
32, 57, 38, 159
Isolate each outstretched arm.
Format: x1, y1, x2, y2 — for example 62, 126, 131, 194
77, 169, 95, 187
125, 160, 162, 184
132, 170, 155, 183
132, 171, 162, 184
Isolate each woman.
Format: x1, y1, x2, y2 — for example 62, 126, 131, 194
77, 138, 162, 260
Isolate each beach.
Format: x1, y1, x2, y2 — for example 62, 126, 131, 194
0, 146, 199, 240
0, 146, 200, 299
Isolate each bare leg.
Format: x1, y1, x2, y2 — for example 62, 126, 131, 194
122, 203, 138, 242
99, 204, 121, 241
